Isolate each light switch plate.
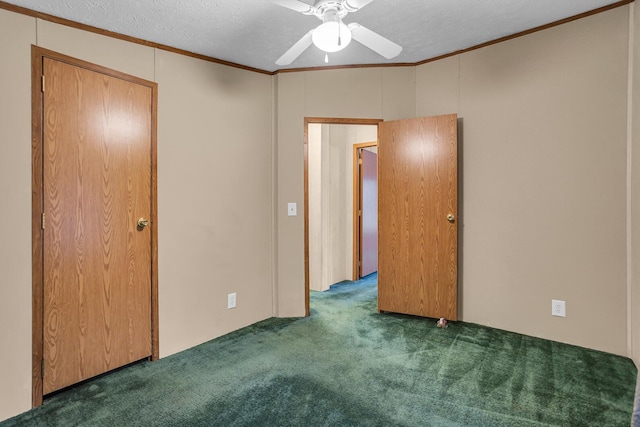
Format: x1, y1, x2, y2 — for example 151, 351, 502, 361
228, 293, 236, 309
288, 203, 297, 216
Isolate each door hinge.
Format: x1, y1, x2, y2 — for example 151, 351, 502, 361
358, 158, 363, 165
358, 210, 362, 216
41, 75, 45, 92
41, 212, 45, 230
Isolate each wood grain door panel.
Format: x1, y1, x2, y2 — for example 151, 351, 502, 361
378, 114, 458, 320
42, 58, 152, 394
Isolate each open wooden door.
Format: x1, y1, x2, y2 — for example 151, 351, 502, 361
377, 114, 458, 320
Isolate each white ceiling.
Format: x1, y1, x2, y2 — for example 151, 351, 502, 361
2, 0, 625, 73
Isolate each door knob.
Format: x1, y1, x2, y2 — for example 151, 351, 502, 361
447, 214, 455, 223
137, 217, 150, 229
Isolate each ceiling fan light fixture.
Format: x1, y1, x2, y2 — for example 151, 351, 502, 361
311, 8, 351, 53
274, 0, 402, 66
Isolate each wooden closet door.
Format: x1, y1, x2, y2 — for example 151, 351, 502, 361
42, 57, 153, 393
378, 114, 458, 320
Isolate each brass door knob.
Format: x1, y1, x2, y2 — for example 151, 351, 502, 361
447, 214, 455, 223
137, 217, 150, 229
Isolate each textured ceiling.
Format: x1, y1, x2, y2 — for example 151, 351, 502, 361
1, 0, 625, 72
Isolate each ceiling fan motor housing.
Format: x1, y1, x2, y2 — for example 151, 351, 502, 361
311, 1, 349, 20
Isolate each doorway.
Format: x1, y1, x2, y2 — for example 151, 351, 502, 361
304, 118, 382, 315
353, 142, 378, 280
31, 47, 159, 406
304, 115, 459, 319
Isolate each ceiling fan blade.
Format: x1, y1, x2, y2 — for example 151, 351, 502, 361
348, 23, 402, 59
344, 0, 375, 11
271, 0, 314, 14
276, 30, 314, 66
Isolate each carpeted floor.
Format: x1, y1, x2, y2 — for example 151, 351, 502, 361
3, 273, 637, 426
634, 375, 640, 427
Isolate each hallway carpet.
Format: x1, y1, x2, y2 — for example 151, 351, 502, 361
3, 273, 637, 426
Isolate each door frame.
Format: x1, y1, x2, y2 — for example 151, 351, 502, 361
303, 117, 382, 316
352, 142, 378, 281
31, 46, 159, 407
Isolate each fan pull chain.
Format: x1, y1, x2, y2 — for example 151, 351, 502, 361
330, 16, 343, 63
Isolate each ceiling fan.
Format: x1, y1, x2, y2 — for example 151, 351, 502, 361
273, 0, 402, 66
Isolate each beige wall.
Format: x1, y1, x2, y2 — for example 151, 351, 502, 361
323, 124, 349, 288
417, 7, 630, 355
631, 2, 640, 367
308, 124, 323, 291
0, 9, 273, 422
275, 67, 416, 315
155, 49, 274, 357
0, 8, 36, 421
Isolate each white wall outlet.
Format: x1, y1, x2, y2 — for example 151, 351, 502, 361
227, 293, 237, 309
287, 202, 297, 216
552, 299, 566, 317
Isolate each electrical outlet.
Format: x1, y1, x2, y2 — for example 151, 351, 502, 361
552, 299, 566, 317
227, 293, 237, 309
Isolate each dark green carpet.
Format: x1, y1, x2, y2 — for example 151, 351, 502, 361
3, 273, 637, 426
